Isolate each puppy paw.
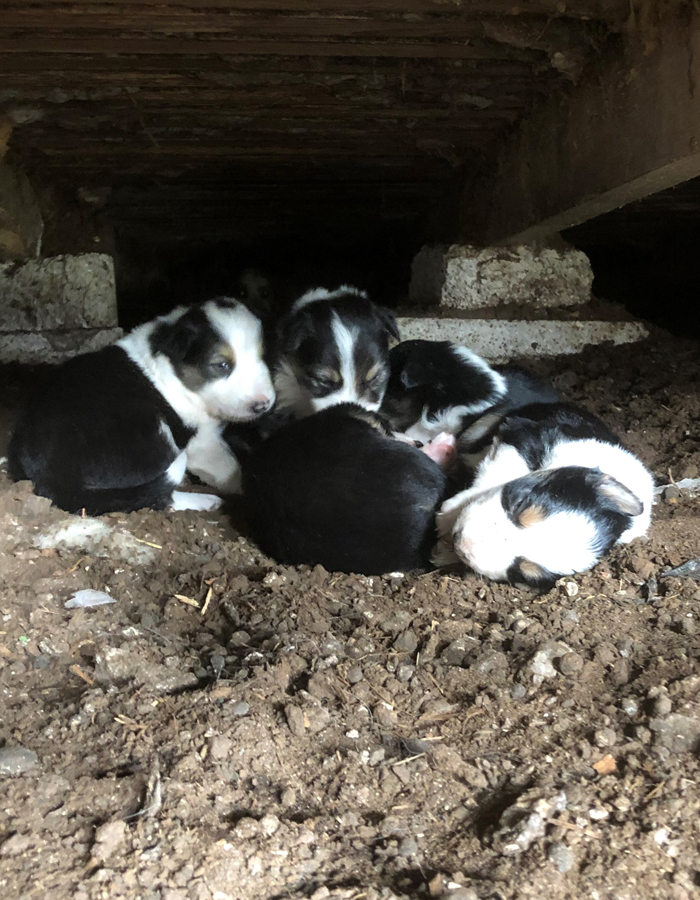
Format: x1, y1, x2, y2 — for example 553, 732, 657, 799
171, 490, 223, 512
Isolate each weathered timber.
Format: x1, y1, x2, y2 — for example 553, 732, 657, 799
465, 8, 700, 244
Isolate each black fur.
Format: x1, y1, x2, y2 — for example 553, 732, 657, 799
495, 402, 623, 471
8, 345, 193, 515
240, 404, 447, 575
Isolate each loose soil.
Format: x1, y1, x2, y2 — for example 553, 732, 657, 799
1, 331, 700, 900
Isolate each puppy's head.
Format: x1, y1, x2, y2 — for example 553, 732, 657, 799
381, 340, 506, 439
234, 268, 274, 318
150, 298, 275, 422
450, 466, 644, 588
274, 286, 399, 418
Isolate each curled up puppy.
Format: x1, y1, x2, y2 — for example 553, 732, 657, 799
433, 402, 654, 589
8, 298, 275, 515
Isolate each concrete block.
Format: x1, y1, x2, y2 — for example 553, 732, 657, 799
0, 161, 43, 260
0, 327, 122, 365
409, 244, 593, 310
0, 253, 117, 330
396, 317, 648, 362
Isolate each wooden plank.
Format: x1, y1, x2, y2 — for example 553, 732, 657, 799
7, 0, 628, 18
466, 9, 700, 244
0, 36, 544, 59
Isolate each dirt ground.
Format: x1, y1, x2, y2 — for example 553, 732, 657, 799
1, 331, 700, 900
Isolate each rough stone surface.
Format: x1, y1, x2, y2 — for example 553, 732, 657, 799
0, 746, 39, 776
0, 326, 122, 365
409, 243, 593, 309
0, 253, 117, 331
396, 317, 648, 362
0, 161, 43, 260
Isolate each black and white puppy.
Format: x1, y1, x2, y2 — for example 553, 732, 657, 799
239, 403, 447, 575
273, 286, 399, 419
381, 339, 560, 446
8, 299, 274, 515
433, 402, 654, 588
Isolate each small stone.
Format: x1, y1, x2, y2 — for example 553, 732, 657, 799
379, 610, 412, 634
649, 714, 700, 753
259, 814, 280, 836
346, 664, 364, 684
0, 746, 39, 776
0, 833, 33, 857
664, 485, 681, 502
441, 639, 473, 667
92, 820, 127, 861
280, 787, 296, 807
397, 836, 419, 857
511, 684, 527, 700
653, 694, 673, 717
394, 630, 418, 654
609, 658, 630, 687
210, 736, 232, 760
548, 842, 575, 873
373, 702, 397, 729
447, 890, 478, 900
285, 705, 306, 737
594, 728, 617, 749
396, 664, 415, 683
558, 651, 584, 677
231, 701, 249, 717
531, 649, 557, 679
621, 697, 639, 716
563, 581, 578, 598
33, 654, 50, 670
229, 631, 251, 648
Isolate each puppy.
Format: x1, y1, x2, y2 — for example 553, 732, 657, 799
8, 299, 274, 515
433, 403, 654, 588
239, 403, 447, 575
273, 286, 399, 419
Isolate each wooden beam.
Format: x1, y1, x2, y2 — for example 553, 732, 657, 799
465, 9, 700, 245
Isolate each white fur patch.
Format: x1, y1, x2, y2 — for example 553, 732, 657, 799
185, 423, 242, 494
292, 285, 368, 312
171, 490, 223, 511
166, 449, 188, 487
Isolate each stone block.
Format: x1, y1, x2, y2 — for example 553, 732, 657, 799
409, 244, 593, 309
396, 317, 648, 362
0, 327, 122, 365
0, 253, 117, 330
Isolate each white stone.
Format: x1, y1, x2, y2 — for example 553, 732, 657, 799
396, 317, 648, 362
0, 253, 117, 330
409, 244, 593, 309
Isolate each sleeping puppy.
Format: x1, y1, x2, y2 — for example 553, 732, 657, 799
8, 299, 274, 515
239, 403, 448, 575
433, 402, 654, 589
273, 286, 399, 419
381, 339, 559, 446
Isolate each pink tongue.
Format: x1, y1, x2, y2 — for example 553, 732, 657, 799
422, 432, 457, 468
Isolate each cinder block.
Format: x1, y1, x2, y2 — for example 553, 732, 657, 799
397, 317, 648, 362
0, 327, 122, 365
0, 253, 117, 330
409, 244, 593, 310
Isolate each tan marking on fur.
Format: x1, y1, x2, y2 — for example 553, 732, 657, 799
518, 505, 547, 528
348, 407, 387, 433
364, 362, 381, 382
313, 365, 342, 384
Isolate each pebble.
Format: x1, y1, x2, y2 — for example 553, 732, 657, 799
548, 842, 575, 873
397, 836, 419, 857
346, 664, 364, 684
441, 639, 472, 667
558, 651, 584, 676
447, 890, 478, 900
396, 664, 415, 683
259, 814, 280, 836
393, 630, 418, 654
621, 697, 639, 716
594, 727, 617, 748
653, 694, 673, 717
231, 701, 250, 717
0, 746, 39, 776
229, 630, 251, 648
379, 610, 412, 634
649, 713, 700, 753
92, 819, 127, 861
511, 684, 527, 700
609, 658, 630, 687
0, 833, 33, 857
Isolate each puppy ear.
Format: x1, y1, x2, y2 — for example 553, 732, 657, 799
508, 556, 557, 590
592, 472, 644, 517
276, 308, 313, 355
374, 305, 400, 344
399, 357, 434, 390
150, 311, 201, 362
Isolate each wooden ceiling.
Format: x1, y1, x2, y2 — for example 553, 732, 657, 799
0, 1, 629, 240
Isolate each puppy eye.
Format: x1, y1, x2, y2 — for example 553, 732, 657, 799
212, 360, 233, 376
308, 374, 336, 390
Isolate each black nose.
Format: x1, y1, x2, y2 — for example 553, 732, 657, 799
250, 399, 271, 415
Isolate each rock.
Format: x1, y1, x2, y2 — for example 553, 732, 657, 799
594, 727, 617, 748
259, 814, 280, 836
653, 694, 673, 717
397, 836, 418, 857
92, 819, 126, 861
558, 651, 584, 676
621, 697, 639, 716
231, 701, 249, 717
609, 658, 630, 687
498, 791, 568, 855
0, 833, 34, 856
473, 649, 508, 676
373, 702, 398, 729
379, 610, 412, 634
530, 642, 571, 680
393, 630, 418, 654
396, 664, 415, 683
548, 842, 575, 873
285, 705, 306, 737
210, 736, 232, 760
649, 714, 700, 753
440, 638, 474, 667
346, 664, 364, 684
662, 557, 700, 580
446, 890, 478, 900
0, 746, 39, 776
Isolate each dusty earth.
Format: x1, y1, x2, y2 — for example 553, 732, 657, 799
1, 331, 700, 900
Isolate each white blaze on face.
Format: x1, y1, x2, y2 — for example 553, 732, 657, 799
199, 301, 275, 421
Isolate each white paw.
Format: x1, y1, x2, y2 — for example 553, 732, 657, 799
171, 490, 223, 512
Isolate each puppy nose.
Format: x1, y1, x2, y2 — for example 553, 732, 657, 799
249, 396, 273, 415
